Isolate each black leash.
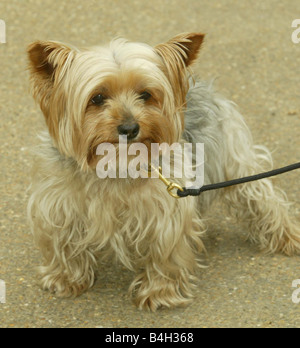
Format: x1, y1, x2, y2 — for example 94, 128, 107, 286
177, 162, 300, 198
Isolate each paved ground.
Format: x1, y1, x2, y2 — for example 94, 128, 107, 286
0, 0, 299, 328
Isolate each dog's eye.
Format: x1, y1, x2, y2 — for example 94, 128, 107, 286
139, 91, 152, 101
91, 94, 105, 106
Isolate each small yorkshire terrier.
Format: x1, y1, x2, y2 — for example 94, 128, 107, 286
27, 33, 300, 311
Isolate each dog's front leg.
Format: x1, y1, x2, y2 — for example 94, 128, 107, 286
128, 196, 205, 311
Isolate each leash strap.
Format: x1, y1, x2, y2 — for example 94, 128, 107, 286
177, 162, 300, 198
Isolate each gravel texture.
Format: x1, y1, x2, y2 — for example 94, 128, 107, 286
0, 0, 299, 328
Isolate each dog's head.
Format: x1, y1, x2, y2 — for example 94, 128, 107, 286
27, 33, 204, 170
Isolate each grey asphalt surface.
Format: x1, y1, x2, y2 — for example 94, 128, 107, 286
0, 0, 299, 328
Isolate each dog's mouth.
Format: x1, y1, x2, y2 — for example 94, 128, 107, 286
110, 137, 153, 146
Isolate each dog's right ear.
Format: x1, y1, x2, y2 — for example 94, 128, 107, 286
27, 41, 75, 115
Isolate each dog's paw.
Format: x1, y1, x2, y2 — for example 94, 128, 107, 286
130, 273, 193, 311
260, 221, 300, 256
39, 269, 91, 298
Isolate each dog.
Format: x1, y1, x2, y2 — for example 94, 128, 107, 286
27, 33, 300, 311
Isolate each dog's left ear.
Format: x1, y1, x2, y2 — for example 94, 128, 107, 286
155, 33, 204, 103
156, 32, 205, 69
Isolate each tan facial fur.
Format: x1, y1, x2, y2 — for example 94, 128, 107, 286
27, 34, 205, 170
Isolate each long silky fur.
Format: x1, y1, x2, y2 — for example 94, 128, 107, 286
27, 34, 300, 311
184, 81, 300, 255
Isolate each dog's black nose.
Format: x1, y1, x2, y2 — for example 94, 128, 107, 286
117, 123, 140, 140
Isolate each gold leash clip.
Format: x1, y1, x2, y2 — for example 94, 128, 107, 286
148, 165, 184, 199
